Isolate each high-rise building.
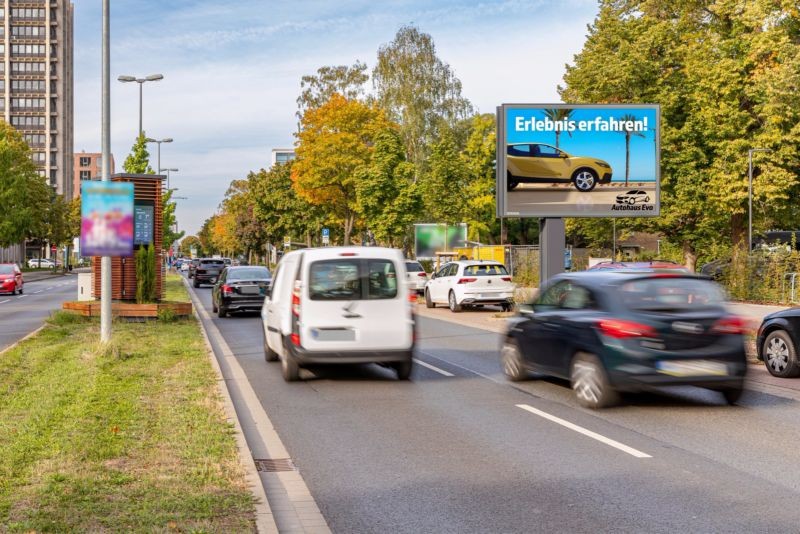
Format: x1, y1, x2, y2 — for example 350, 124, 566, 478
271, 148, 295, 167
73, 151, 115, 197
2, 1, 74, 199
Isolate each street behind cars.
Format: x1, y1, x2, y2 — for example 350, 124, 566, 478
502, 271, 747, 408
212, 265, 271, 318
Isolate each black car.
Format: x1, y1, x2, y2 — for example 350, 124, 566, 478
188, 258, 201, 279
211, 266, 271, 317
756, 309, 800, 378
193, 258, 226, 287
502, 271, 747, 408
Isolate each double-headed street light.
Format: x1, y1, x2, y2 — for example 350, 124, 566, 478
748, 148, 772, 253
159, 167, 179, 190
145, 137, 172, 176
117, 73, 164, 136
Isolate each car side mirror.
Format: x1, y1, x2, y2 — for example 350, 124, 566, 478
559, 152, 568, 158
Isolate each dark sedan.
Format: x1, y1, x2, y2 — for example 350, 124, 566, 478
193, 258, 225, 287
212, 266, 271, 318
756, 309, 800, 378
502, 271, 747, 408
188, 258, 200, 279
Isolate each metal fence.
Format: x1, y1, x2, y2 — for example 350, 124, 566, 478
0, 243, 25, 265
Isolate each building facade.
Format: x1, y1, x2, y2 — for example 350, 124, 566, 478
270, 148, 295, 167
73, 151, 115, 197
2, 0, 74, 199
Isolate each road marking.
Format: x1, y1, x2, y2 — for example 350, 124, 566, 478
418, 349, 505, 385
45, 287, 53, 290
0, 299, 9, 304
16, 295, 27, 299
33, 290, 43, 294
516, 404, 652, 459
413, 358, 455, 377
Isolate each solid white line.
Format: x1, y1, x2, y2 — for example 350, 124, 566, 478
0, 299, 9, 304
516, 404, 652, 458
413, 358, 455, 377
45, 287, 53, 290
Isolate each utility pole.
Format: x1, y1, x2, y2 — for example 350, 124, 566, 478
101, 0, 111, 343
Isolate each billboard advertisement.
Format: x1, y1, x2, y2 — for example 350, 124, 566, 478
414, 224, 468, 259
497, 104, 660, 218
80, 181, 134, 257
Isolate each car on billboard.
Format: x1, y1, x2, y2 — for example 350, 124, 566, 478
506, 143, 612, 192
616, 190, 650, 204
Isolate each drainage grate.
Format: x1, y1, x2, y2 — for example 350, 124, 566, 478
253, 458, 297, 472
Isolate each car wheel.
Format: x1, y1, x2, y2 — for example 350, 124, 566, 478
425, 289, 435, 309
763, 329, 800, 378
263, 328, 278, 362
448, 291, 462, 313
10, 286, 16, 296
394, 359, 412, 380
193, 278, 200, 288
502, 339, 527, 382
571, 352, 619, 409
501, 303, 513, 312
507, 172, 519, 191
720, 382, 745, 405
18, 286, 22, 295
627, 197, 636, 205
217, 305, 227, 318
572, 169, 598, 192
212, 298, 218, 313
281, 353, 300, 382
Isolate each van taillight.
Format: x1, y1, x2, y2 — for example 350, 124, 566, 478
291, 333, 301, 346
501, 277, 512, 282
457, 277, 477, 284
598, 319, 656, 339
292, 281, 301, 317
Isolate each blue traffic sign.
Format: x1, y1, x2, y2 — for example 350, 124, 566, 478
322, 228, 330, 237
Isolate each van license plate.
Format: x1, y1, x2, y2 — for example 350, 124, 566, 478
312, 328, 355, 342
656, 360, 728, 377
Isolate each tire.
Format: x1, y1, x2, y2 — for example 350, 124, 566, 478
394, 359, 412, 380
425, 289, 435, 309
762, 329, 800, 378
502, 339, 527, 382
18, 286, 22, 295
507, 172, 519, 191
720, 382, 745, 405
448, 291, 462, 313
281, 353, 300, 382
263, 328, 278, 362
212, 298, 218, 313
193, 278, 200, 288
501, 303, 513, 312
217, 305, 227, 318
571, 352, 619, 409
572, 169, 598, 192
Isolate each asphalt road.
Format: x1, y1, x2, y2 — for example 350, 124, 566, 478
190, 278, 800, 533
0, 275, 77, 351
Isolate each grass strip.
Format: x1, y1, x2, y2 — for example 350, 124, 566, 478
0, 274, 255, 532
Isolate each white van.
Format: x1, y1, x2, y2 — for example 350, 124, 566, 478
261, 247, 415, 381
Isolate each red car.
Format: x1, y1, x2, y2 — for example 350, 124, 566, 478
0, 263, 23, 295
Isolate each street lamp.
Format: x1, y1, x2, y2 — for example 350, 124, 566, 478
117, 73, 164, 136
748, 148, 772, 253
144, 137, 172, 175
159, 167, 178, 190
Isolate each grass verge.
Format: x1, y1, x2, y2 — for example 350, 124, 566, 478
0, 274, 255, 532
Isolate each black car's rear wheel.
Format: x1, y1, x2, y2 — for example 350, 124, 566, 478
572, 169, 598, 192
763, 329, 800, 378
394, 359, 412, 380
193, 278, 200, 288
502, 339, 527, 382
571, 352, 619, 409
720, 381, 745, 405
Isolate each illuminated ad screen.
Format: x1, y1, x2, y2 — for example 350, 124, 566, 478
497, 104, 660, 218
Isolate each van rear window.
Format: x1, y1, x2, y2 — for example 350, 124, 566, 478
309, 259, 398, 300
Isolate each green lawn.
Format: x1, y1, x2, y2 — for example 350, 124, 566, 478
0, 275, 255, 532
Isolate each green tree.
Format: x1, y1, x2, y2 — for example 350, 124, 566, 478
420, 127, 470, 226
123, 133, 154, 174
179, 235, 202, 257
373, 25, 473, 171
543, 108, 574, 149
198, 216, 218, 256
297, 62, 369, 121
0, 121, 51, 247
162, 189, 184, 253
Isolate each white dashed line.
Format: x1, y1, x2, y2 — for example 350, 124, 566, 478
33, 290, 43, 294
16, 295, 27, 299
0, 299, 9, 305
45, 287, 53, 290
516, 404, 652, 459
413, 358, 455, 377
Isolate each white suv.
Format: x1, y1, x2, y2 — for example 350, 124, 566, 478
424, 261, 515, 312
261, 247, 415, 381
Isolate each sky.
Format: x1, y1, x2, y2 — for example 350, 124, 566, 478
73, 0, 601, 236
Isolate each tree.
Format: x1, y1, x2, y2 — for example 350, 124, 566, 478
198, 216, 218, 256
297, 62, 369, 121
292, 93, 393, 244
123, 133, 154, 174
543, 108, 574, 149
420, 127, 470, 225
179, 235, 202, 257
162, 189, 184, 253
373, 25, 473, 171
0, 121, 51, 247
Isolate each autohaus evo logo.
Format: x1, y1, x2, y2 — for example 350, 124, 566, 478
611, 190, 655, 211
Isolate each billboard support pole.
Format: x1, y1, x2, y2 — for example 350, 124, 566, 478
100, 0, 111, 343
539, 218, 565, 284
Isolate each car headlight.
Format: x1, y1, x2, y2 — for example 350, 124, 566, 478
595, 161, 611, 168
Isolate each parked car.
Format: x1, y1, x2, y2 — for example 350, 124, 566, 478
27, 258, 57, 269
0, 264, 23, 295
188, 258, 200, 279
756, 309, 800, 378
405, 260, 429, 294
506, 142, 612, 192
501, 271, 747, 408
616, 190, 650, 204
424, 261, 515, 312
193, 258, 226, 287
260, 246, 414, 382
212, 266, 272, 318
180, 261, 190, 272
588, 260, 689, 272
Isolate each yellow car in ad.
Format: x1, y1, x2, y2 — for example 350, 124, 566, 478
506, 143, 613, 192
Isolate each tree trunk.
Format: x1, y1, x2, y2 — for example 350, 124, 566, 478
682, 241, 698, 272
343, 214, 355, 245
731, 213, 746, 251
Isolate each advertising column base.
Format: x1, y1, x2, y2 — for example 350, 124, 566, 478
539, 218, 565, 283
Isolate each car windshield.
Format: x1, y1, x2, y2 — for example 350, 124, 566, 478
405, 262, 424, 272
463, 264, 508, 276
618, 277, 726, 311
227, 267, 270, 281
309, 259, 398, 300
200, 260, 224, 266
0, 265, 14, 274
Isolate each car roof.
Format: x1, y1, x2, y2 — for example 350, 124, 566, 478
451, 260, 504, 266
292, 246, 402, 262
552, 270, 706, 285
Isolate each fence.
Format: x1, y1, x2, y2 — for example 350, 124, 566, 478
0, 243, 25, 264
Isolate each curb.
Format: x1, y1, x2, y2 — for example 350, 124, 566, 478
0, 324, 46, 356
183, 279, 279, 534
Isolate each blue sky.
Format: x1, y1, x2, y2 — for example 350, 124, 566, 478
74, 0, 600, 235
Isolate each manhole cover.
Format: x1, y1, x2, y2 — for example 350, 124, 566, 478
253, 458, 296, 472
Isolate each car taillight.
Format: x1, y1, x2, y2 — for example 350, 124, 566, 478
418, 272, 428, 277
711, 316, 745, 335
457, 277, 477, 284
292, 281, 301, 317
501, 277, 512, 282
408, 290, 418, 303
598, 319, 656, 339
291, 333, 301, 346
222, 284, 233, 295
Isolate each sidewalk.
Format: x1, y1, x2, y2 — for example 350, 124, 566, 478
414, 301, 800, 399
23, 267, 90, 283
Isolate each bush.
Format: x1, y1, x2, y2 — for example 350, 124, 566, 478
135, 245, 157, 304
157, 307, 177, 323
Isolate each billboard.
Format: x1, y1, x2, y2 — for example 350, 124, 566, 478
497, 104, 660, 218
80, 181, 134, 257
414, 224, 468, 259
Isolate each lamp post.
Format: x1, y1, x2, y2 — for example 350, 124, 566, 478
117, 73, 164, 136
145, 137, 172, 175
159, 168, 178, 190
748, 148, 771, 253
101, 0, 111, 343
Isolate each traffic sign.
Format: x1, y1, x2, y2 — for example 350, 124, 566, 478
284, 235, 291, 248
322, 228, 330, 237
322, 235, 330, 245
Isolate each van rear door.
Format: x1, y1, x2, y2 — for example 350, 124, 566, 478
300, 255, 412, 352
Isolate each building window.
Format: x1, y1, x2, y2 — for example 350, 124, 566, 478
11, 26, 45, 37
79, 156, 90, 167
79, 170, 91, 180
11, 97, 45, 110
11, 44, 46, 57
31, 152, 45, 164
24, 134, 45, 147
11, 115, 45, 129
275, 152, 295, 163
0, 44, 5, 55
11, 8, 46, 20
11, 62, 46, 75
12, 79, 45, 92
